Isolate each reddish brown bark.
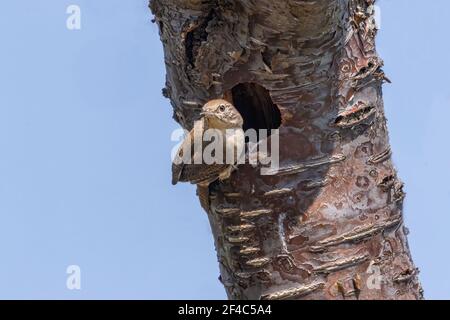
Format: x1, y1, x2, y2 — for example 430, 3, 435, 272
150, 0, 423, 300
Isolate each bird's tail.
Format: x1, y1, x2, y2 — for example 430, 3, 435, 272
196, 184, 210, 213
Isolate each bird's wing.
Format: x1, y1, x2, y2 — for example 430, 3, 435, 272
178, 163, 229, 185
172, 121, 199, 185
172, 119, 230, 185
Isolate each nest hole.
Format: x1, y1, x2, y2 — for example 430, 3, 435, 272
231, 83, 281, 137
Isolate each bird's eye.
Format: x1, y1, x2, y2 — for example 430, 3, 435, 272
218, 105, 226, 112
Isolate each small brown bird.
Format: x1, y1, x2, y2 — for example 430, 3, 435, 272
172, 99, 244, 210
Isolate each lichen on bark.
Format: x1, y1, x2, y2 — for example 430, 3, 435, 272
150, 0, 423, 300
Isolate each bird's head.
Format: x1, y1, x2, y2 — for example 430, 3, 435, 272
201, 99, 243, 129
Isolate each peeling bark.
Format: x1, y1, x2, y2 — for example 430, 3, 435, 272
150, 0, 423, 300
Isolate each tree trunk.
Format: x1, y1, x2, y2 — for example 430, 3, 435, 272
150, 0, 423, 300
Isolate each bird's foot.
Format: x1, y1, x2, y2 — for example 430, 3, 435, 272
219, 166, 234, 181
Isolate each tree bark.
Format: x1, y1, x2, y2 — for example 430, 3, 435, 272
150, 0, 423, 300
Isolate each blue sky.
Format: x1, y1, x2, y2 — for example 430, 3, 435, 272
0, 0, 448, 299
